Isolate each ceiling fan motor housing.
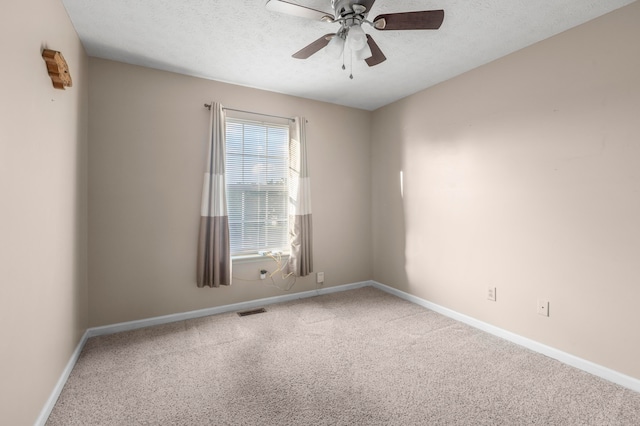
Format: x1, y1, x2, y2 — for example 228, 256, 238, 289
332, 0, 367, 21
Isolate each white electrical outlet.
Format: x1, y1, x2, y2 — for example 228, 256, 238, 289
316, 272, 324, 284
537, 299, 549, 317
487, 287, 496, 301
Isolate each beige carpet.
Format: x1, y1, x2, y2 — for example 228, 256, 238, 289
46, 287, 640, 425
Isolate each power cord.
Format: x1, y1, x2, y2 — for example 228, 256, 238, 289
264, 251, 297, 291
232, 251, 297, 291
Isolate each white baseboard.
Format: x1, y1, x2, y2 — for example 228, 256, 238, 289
34, 330, 90, 426
370, 280, 640, 394
87, 280, 371, 337
38, 279, 640, 424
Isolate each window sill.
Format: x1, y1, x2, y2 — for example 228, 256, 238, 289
232, 253, 290, 264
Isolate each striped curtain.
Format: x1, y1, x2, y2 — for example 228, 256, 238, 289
287, 117, 313, 277
197, 102, 232, 287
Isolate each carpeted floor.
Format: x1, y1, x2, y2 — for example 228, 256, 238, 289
46, 287, 640, 425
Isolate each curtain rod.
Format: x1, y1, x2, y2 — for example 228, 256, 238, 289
203, 104, 295, 122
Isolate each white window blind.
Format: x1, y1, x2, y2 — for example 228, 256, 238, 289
225, 119, 290, 256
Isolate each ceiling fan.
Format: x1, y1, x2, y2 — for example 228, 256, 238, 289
265, 0, 444, 67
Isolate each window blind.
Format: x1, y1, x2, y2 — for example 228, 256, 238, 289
225, 119, 290, 255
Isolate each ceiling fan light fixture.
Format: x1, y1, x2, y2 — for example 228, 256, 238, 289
347, 25, 367, 51
325, 34, 345, 58
355, 44, 372, 61
354, 42, 372, 61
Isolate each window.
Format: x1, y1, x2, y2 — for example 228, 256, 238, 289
225, 119, 290, 256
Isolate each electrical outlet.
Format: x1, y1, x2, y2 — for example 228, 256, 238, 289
537, 299, 549, 317
487, 287, 496, 301
316, 272, 324, 284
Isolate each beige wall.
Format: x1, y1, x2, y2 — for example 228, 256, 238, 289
88, 58, 372, 326
372, 2, 640, 380
0, 0, 89, 424
3, 1, 638, 421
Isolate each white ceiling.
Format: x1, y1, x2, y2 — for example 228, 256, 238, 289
61, 0, 635, 111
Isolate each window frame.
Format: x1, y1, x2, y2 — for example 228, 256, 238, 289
224, 117, 291, 259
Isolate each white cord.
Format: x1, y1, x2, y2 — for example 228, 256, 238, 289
265, 252, 297, 291
232, 252, 297, 291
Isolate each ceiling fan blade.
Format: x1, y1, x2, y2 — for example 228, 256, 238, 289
292, 34, 334, 59
364, 34, 386, 67
265, 0, 333, 21
373, 10, 444, 30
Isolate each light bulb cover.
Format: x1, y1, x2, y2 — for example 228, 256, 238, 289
325, 35, 345, 58
354, 42, 372, 61
347, 25, 367, 51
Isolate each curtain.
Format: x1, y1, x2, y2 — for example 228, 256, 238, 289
197, 102, 232, 287
287, 117, 313, 277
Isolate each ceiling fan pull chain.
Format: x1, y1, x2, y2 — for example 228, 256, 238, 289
349, 50, 354, 79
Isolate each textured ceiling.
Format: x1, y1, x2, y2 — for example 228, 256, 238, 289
61, 0, 635, 110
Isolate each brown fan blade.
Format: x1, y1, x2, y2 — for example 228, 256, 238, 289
364, 34, 386, 67
292, 34, 334, 59
373, 10, 444, 30
265, 0, 333, 21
